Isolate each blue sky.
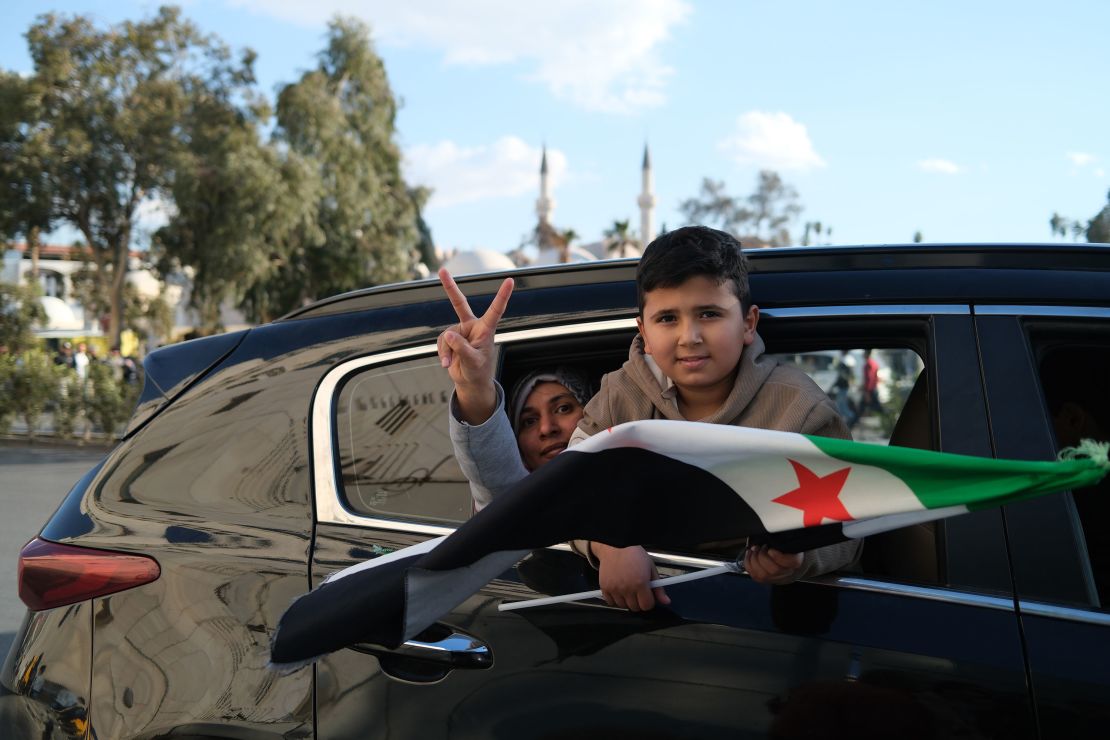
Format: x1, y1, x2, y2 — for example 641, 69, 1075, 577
3, 0, 1108, 253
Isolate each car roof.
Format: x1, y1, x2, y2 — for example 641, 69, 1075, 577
279, 242, 1110, 321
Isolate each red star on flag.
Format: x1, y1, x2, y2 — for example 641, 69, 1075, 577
772, 459, 853, 527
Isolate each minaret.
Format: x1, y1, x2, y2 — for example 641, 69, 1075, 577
637, 144, 656, 247
536, 145, 555, 227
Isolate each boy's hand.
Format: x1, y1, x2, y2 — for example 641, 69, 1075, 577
437, 267, 514, 425
744, 545, 804, 585
592, 543, 671, 611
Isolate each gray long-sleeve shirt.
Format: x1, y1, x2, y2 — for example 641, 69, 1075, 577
448, 381, 528, 511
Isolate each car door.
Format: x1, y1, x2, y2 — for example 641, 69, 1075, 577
310, 304, 1035, 739
974, 306, 1110, 739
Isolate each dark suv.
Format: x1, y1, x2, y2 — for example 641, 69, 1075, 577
3, 244, 1109, 739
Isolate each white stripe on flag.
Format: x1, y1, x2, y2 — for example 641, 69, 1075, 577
580, 421, 925, 531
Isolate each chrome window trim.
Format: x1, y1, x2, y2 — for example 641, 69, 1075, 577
1018, 600, 1110, 627
974, 305, 1110, 319
827, 576, 1015, 612
763, 305, 969, 318
313, 319, 640, 529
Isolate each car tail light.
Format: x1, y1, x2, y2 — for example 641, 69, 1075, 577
18, 538, 161, 611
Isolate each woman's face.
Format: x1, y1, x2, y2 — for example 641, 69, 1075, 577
516, 381, 585, 470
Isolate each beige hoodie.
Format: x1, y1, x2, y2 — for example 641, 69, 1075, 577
570, 332, 861, 580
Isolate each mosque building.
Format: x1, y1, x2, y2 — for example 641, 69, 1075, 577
441, 144, 657, 274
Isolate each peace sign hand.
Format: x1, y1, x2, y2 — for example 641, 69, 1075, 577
437, 267, 514, 425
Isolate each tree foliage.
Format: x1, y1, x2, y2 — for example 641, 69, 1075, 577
0, 71, 56, 277
6, 6, 260, 345
1051, 191, 1110, 244
0, 281, 47, 353
679, 171, 803, 246
1087, 190, 1110, 244
604, 219, 638, 257
153, 85, 317, 332
245, 17, 427, 320
4, 348, 58, 438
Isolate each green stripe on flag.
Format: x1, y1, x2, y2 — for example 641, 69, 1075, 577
804, 436, 1109, 511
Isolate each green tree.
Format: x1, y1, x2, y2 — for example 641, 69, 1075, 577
154, 92, 318, 333
85, 361, 137, 437
747, 171, 802, 246
253, 17, 428, 319
1051, 191, 1110, 243
1087, 190, 1110, 244
678, 178, 751, 235
679, 170, 803, 246
0, 71, 56, 280
802, 221, 834, 246
604, 219, 638, 257
8, 6, 260, 345
52, 365, 84, 439
0, 353, 17, 433
0, 281, 47, 353
6, 348, 57, 438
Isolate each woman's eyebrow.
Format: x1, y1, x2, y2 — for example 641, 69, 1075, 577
547, 393, 578, 406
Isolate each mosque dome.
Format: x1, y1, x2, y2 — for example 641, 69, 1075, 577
441, 249, 517, 275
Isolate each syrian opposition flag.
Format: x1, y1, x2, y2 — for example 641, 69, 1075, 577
270, 420, 1108, 670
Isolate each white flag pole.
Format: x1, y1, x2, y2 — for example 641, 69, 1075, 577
498, 561, 741, 612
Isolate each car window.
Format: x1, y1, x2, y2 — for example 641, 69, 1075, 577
767, 348, 925, 445
1037, 344, 1110, 609
334, 356, 472, 525
501, 333, 942, 586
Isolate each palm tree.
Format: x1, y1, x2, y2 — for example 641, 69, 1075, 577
604, 219, 636, 257
558, 229, 578, 263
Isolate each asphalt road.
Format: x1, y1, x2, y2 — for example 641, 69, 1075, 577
0, 442, 110, 662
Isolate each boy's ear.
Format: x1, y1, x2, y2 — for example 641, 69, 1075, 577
742, 305, 760, 346
636, 316, 651, 354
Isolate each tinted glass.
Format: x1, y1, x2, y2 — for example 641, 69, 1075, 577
1038, 344, 1110, 609
335, 356, 471, 524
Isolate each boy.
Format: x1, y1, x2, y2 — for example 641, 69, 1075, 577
438, 226, 858, 611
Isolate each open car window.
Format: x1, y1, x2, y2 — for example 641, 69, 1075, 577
331, 320, 949, 589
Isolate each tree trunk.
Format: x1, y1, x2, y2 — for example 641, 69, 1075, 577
29, 226, 40, 281
109, 241, 129, 348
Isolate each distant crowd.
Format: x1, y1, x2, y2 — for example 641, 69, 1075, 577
53, 341, 139, 385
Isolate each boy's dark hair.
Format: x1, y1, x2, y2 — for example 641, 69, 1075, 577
636, 225, 751, 315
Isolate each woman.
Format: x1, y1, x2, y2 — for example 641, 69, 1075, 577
449, 365, 592, 511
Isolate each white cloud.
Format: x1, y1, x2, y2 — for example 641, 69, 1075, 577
229, 0, 691, 112
718, 112, 826, 172
1096, 168, 1106, 178
917, 158, 962, 175
1067, 152, 1096, 167
404, 136, 566, 208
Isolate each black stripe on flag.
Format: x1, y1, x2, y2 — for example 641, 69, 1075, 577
272, 446, 853, 669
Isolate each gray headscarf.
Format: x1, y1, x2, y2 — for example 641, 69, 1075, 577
508, 366, 593, 432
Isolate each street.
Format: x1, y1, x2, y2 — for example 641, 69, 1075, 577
0, 442, 110, 662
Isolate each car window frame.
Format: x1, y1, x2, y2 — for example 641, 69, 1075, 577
976, 304, 1110, 627
313, 304, 1021, 607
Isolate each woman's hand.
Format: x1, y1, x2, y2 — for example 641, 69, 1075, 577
437, 267, 514, 425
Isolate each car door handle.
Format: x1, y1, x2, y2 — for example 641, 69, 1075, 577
393, 630, 492, 669
350, 624, 492, 671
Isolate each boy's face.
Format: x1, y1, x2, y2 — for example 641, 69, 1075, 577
636, 275, 758, 400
